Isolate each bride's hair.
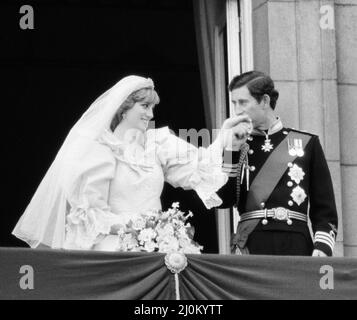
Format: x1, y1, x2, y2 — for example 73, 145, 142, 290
110, 87, 160, 131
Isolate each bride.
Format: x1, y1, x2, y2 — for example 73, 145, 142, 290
12, 75, 250, 251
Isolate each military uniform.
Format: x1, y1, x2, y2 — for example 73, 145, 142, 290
217, 118, 338, 256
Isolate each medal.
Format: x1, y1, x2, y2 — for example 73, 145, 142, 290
288, 138, 297, 156
294, 139, 304, 157
261, 133, 274, 152
288, 138, 304, 157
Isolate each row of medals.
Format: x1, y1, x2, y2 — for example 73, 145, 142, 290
261, 134, 304, 157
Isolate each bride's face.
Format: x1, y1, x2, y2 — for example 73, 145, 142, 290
125, 101, 155, 132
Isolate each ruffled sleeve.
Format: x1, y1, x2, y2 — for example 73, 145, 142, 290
63, 141, 124, 250
148, 127, 228, 209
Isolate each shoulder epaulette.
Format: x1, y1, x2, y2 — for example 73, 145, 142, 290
286, 127, 317, 137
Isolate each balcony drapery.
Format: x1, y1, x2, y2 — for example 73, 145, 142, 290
1, 248, 356, 300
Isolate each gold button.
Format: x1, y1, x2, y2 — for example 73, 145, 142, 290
260, 202, 265, 208
288, 200, 294, 206
250, 166, 256, 172
283, 131, 288, 135
287, 181, 293, 187
288, 162, 293, 168
248, 149, 254, 155
248, 137, 253, 141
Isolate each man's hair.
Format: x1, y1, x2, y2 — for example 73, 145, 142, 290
228, 71, 279, 110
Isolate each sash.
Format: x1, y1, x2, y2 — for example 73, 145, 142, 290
245, 131, 312, 212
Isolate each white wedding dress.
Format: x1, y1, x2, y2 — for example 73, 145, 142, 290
63, 127, 227, 251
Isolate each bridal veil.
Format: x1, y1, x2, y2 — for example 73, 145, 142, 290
12, 76, 155, 248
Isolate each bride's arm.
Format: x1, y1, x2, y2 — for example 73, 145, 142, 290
153, 126, 240, 209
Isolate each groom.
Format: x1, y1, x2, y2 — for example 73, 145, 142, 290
217, 71, 338, 257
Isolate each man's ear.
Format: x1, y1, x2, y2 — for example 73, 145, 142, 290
262, 94, 271, 109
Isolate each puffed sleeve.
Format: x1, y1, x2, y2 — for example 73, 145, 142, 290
150, 127, 228, 209
63, 142, 123, 250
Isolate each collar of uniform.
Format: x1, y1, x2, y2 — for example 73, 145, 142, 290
251, 117, 283, 136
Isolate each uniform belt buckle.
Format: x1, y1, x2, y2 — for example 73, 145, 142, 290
272, 207, 288, 221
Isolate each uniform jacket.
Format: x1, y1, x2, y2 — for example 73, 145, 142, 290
217, 120, 338, 256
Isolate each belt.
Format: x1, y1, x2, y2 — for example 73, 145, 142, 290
240, 207, 307, 225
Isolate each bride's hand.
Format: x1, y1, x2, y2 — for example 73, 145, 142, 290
231, 121, 253, 139
221, 115, 251, 130
220, 116, 252, 150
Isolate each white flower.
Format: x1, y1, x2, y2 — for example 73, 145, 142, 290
158, 238, 180, 253
157, 224, 175, 239
172, 202, 180, 209
144, 240, 157, 252
173, 219, 185, 228
158, 235, 177, 245
160, 211, 171, 221
116, 226, 126, 237
138, 228, 156, 244
182, 244, 203, 254
178, 236, 191, 248
291, 186, 307, 206
132, 217, 147, 230
122, 233, 138, 250
176, 226, 190, 239
288, 164, 305, 184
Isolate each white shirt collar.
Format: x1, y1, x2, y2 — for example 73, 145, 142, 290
251, 117, 283, 136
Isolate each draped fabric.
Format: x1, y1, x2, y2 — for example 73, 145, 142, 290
193, 0, 217, 130
0, 248, 174, 300
1, 248, 357, 300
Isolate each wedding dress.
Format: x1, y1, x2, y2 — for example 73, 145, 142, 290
64, 127, 227, 251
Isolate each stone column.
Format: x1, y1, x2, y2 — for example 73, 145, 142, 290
335, 0, 357, 257
252, 0, 344, 256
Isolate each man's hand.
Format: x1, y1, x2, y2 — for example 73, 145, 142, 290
312, 249, 328, 257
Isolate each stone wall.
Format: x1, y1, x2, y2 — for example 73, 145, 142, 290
335, 0, 357, 257
251, 0, 356, 256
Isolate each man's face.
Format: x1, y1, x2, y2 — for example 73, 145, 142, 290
231, 85, 266, 128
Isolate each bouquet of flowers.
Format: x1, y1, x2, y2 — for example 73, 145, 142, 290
115, 202, 203, 254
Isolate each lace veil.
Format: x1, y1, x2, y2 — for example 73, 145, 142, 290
12, 75, 154, 248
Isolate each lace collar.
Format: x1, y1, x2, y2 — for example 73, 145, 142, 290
98, 129, 156, 171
